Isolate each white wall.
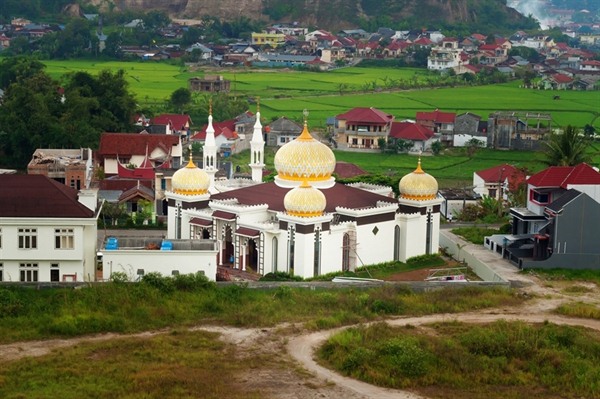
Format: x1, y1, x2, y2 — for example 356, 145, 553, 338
101, 250, 218, 281
454, 134, 486, 147
354, 220, 396, 265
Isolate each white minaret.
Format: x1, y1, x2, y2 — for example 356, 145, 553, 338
203, 99, 217, 190
249, 99, 265, 183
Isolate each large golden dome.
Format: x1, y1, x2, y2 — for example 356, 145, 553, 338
171, 156, 209, 196
284, 180, 327, 217
274, 122, 335, 185
399, 159, 438, 201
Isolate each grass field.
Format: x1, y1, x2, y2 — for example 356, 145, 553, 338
39, 59, 600, 130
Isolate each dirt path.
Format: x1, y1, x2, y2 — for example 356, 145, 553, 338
0, 274, 598, 399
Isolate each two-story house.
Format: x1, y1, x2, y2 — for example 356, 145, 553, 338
415, 109, 456, 144
27, 148, 94, 190
473, 164, 526, 200
0, 175, 99, 283
485, 163, 600, 270
335, 107, 394, 150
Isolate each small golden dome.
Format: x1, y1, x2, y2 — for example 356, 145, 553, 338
171, 156, 209, 196
274, 122, 335, 184
284, 180, 327, 217
399, 159, 438, 201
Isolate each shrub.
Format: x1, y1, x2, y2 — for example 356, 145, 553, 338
173, 272, 214, 291
260, 271, 303, 281
141, 272, 175, 293
109, 271, 129, 284
0, 289, 24, 317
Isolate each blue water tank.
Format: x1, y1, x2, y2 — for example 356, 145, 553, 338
160, 240, 173, 251
105, 237, 119, 250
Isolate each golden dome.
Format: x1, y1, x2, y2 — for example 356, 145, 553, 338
284, 180, 327, 217
399, 159, 438, 201
171, 156, 209, 196
274, 122, 336, 184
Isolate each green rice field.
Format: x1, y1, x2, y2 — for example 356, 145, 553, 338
39, 59, 600, 130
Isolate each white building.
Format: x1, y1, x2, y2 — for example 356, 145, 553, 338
164, 109, 443, 279
0, 175, 99, 283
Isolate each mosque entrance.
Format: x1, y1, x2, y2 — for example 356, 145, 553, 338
223, 225, 234, 266
246, 238, 258, 272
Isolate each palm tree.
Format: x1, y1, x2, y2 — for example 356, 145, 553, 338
543, 125, 591, 166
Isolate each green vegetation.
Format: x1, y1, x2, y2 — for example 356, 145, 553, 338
309, 255, 447, 281
0, 330, 263, 399
451, 227, 505, 244
525, 268, 600, 285
36, 60, 600, 131
318, 320, 600, 398
555, 302, 600, 320
0, 279, 522, 344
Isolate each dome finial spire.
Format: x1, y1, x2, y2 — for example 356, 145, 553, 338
256, 96, 260, 113
209, 97, 212, 115
303, 109, 309, 126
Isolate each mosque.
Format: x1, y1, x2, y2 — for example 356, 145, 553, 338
164, 107, 442, 279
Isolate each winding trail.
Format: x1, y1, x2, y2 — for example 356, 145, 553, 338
0, 272, 599, 398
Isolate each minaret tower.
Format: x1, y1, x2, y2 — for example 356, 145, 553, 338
203, 98, 217, 190
249, 98, 265, 183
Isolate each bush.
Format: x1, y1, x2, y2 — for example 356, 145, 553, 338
141, 272, 175, 293
173, 272, 214, 291
260, 271, 303, 281
0, 289, 24, 317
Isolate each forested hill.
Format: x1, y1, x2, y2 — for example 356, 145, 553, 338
1, 0, 539, 33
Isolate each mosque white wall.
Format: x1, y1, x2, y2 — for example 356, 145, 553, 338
320, 229, 345, 275
354, 220, 396, 266
101, 250, 218, 281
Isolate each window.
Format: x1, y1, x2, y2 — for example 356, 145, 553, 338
55, 228, 74, 249
0, 263, 3, 282
0, 227, 2, 249
161, 178, 166, 190
18, 228, 37, 249
51, 263, 59, 282
531, 190, 549, 204
20, 263, 38, 282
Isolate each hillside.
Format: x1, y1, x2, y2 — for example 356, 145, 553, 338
99, 0, 538, 31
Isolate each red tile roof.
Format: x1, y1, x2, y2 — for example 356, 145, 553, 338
99, 133, 180, 157
414, 37, 432, 45
527, 163, 600, 188
151, 114, 192, 130
334, 162, 368, 178
389, 122, 434, 141
336, 107, 393, 124
416, 109, 456, 124
551, 73, 573, 84
476, 164, 525, 187
210, 182, 396, 213
190, 119, 239, 141
0, 175, 94, 218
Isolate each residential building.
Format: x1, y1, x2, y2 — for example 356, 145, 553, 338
415, 109, 456, 143
335, 107, 394, 150
485, 163, 600, 270
27, 148, 94, 190
188, 75, 230, 93
473, 164, 526, 200
266, 117, 303, 147
388, 122, 436, 152
487, 111, 551, 150
427, 38, 465, 70
251, 32, 286, 47
150, 114, 193, 136
0, 175, 99, 283
98, 132, 182, 175
453, 112, 487, 147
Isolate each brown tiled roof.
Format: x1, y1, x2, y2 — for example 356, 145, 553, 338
210, 182, 396, 213
99, 133, 180, 157
334, 162, 368, 179
336, 107, 393, 124
0, 175, 94, 218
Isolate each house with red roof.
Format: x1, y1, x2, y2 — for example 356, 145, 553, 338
0, 174, 99, 282
335, 107, 394, 150
485, 163, 600, 270
580, 60, 600, 72
415, 109, 456, 141
540, 73, 574, 90
473, 164, 526, 200
150, 114, 193, 137
388, 122, 436, 152
98, 132, 182, 175
190, 118, 240, 155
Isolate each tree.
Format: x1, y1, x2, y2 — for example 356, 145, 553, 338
543, 125, 591, 166
431, 140, 443, 155
170, 88, 192, 113
465, 138, 484, 157
0, 56, 45, 89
